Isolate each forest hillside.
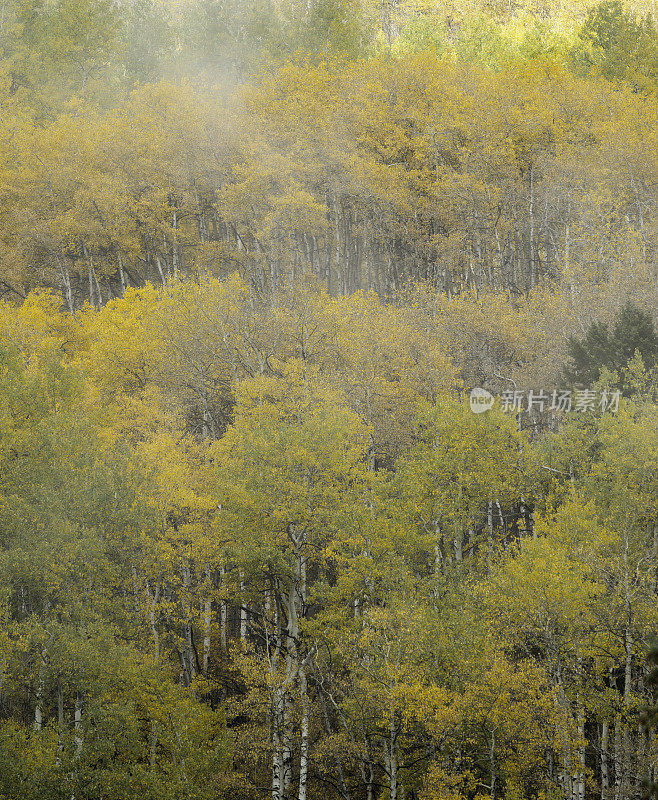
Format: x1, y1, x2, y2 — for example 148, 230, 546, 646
0, 0, 658, 799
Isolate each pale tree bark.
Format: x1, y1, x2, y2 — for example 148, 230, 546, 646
613, 717, 622, 800
34, 649, 46, 731
564, 193, 574, 302
220, 564, 228, 653
554, 670, 573, 800
181, 559, 197, 691
489, 728, 496, 800
271, 691, 284, 800
56, 683, 64, 766
298, 660, 310, 800
203, 567, 212, 676
575, 694, 585, 800
118, 252, 127, 296
387, 697, 399, 800
145, 580, 160, 768
601, 721, 610, 800
282, 585, 296, 799
529, 165, 536, 289
651, 522, 658, 594
297, 524, 311, 800
618, 519, 634, 800
74, 693, 83, 758
145, 580, 161, 663
240, 569, 248, 647
59, 257, 74, 313
487, 501, 494, 574
155, 254, 165, 284
172, 209, 179, 278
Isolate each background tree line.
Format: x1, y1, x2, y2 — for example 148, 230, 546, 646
3, 0, 658, 304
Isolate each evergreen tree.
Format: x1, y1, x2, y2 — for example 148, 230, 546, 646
563, 301, 658, 394
573, 0, 658, 88
613, 301, 658, 371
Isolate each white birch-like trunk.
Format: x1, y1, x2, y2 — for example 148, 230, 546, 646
172, 210, 179, 278
56, 684, 64, 766
575, 699, 585, 800
155, 254, 165, 284
220, 564, 228, 652
240, 570, 248, 647
565, 194, 574, 302
529, 164, 535, 288
487, 501, 494, 573
203, 567, 212, 675
271, 691, 283, 800
60, 260, 74, 313
145, 580, 160, 769
88, 264, 95, 309
601, 721, 609, 800
389, 703, 398, 800
118, 252, 127, 295
181, 560, 196, 689
34, 649, 45, 731
298, 661, 310, 800
489, 728, 496, 800
613, 717, 622, 800
74, 693, 83, 758
650, 521, 658, 594
146, 581, 161, 663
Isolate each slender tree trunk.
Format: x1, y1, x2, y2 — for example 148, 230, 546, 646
74, 693, 83, 758
487, 501, 494, 573
489, 728, 496, 800
155, 254, 165, 284
146, 581, 161, 663
172, 209, 179, 278
56, 683, 64, 766
59, 258, 74, 312
652, 522, 658, 593
181, 560, 197, 690
386, 691, 399, 800
365, 743, 374, 800
34, 649, 46, 731
564, 193, 575, 302
613, 716, 622, 800
620, 521, 633, 799
576, 696, 585, 800
529, 165, 536, 289
601, 721, 610, 800
298, 661, 310, 800
203, 567, 212, 675
118, 252, 127, 295
220, 564, 228, 652
282, 586, 296, 798
240, 569, 248, 647
272, 689, 284, 800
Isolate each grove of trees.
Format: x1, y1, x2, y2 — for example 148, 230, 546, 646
2, 0, 658, 797
0, 278, 655, 800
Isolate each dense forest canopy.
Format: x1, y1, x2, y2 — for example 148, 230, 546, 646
1, 0, 658, 799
